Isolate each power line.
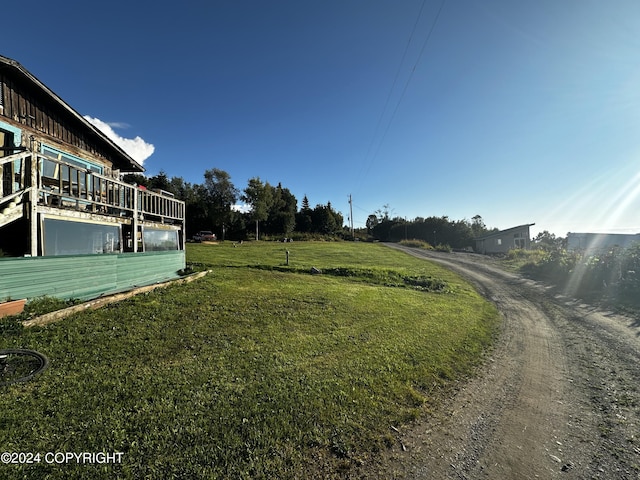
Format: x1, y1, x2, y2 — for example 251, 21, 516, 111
357, 0, 428, 183
355, 0, 447, 193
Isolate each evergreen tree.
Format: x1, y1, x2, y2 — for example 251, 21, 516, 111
301, 195, 310, 212
296, 195, 313, 232
310, 203, 343, 235
148, 170, 172, 193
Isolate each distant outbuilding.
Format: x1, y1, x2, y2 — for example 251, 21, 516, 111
475, 224, 535, 254
566, 232, 640, 253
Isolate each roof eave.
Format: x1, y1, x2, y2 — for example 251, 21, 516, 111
474, 223, 535, 241
0, 55, 145, 173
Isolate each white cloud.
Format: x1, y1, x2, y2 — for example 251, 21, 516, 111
231, 204, 252, 213
83, 116, 154, 165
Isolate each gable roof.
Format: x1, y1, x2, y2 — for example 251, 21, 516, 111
0, 54, 144, 173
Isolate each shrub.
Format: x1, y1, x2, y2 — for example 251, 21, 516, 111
506, 248, 545, 261
287, 232, 344, 242
435, 243, 452, 253
398, 239, 433, 250
517, 245, 640, 307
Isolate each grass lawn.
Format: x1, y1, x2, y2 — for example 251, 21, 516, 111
0, 241, 499, 479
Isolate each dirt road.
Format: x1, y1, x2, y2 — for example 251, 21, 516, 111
371, 244, 640, 479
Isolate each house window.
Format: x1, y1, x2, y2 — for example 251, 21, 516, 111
496, 238, 502, 246
143, 228, 179, 251
515, 238, 526, 248
43, 218, 121, 256
1, 128, 15, 194
41, 145, 103, 174
0, 122, 22, 147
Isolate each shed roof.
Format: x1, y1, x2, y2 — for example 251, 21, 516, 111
475, 223, 535, 241
0, 55, 144, 173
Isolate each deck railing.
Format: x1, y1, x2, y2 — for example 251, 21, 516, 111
0, 151, 184, 225
1, 151, 30, 199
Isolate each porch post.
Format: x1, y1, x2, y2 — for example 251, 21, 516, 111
182, 205, 186, 250
29, 149, 38, 256
133, 188, 139, 253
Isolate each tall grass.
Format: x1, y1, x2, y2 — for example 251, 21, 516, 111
0, 242, 499, 479
398, 239, 433, 249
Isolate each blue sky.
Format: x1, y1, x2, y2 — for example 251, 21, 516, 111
4, 0, 640, 236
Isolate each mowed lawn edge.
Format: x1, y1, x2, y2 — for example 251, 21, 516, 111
0, 242, 500, 479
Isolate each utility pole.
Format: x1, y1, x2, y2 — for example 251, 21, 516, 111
348, 194, 354, 240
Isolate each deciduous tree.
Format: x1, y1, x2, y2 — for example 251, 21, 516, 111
204, 168, 238, 241
243, 177, 273, 240
366, 214, 379, 234
265, 183, 297, 235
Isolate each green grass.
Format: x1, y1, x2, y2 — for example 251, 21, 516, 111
0, 241, 499, 479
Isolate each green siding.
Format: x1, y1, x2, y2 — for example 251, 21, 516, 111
0, 251, 185, 301
115, 251, 186, 291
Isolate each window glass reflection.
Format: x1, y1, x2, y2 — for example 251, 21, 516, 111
43, 218, 121, 256
143, 228, 179, 251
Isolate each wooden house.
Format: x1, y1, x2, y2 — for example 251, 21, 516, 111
475, 223, 534, 254
0, 55, 186, 302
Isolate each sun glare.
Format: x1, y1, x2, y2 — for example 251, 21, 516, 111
543, 160, 640, 236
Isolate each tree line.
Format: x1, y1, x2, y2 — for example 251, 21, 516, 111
123, 169, 344, 240
366, 209, 494, 250
123, 169, 500, 247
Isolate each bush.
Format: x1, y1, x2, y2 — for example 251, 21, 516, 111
398, 239, 434, 250
506, 248, 545, 261
287, 232, 344, 242
518, 245, 640, 308
435, 243, 452, 253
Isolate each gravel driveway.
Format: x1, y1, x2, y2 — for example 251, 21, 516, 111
368, 244, 640, 479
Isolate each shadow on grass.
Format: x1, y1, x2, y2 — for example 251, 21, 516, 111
244, 264, 450, 293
